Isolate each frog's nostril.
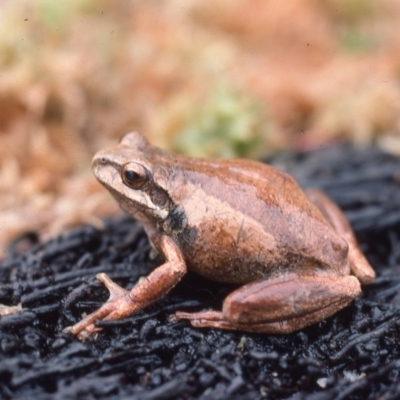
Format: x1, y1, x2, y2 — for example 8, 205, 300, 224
92, 155, 108, 169
95, 156, 108, 165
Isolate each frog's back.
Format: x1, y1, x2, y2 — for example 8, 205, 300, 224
163, 157, 349, 284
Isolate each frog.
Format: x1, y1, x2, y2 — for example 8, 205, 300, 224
66, 132, 375, 340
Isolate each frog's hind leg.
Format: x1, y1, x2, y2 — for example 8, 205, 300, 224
174, 271, 361, 334
305, 188, 375, 285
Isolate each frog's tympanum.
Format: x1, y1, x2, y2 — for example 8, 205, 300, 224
67, 132, 375, 339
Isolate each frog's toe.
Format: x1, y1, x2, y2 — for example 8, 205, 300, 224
65, 275, 136, 340
76, 325, 102, 340
174, 310, 245, 331
96, 273, 127, 300
174, 310, 224, 322
65, 302, 114, 339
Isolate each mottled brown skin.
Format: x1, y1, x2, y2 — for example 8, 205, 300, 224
65, 132, 375, 339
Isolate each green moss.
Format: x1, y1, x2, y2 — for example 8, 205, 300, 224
338, 28, 377, 53
172, 87, 270, 159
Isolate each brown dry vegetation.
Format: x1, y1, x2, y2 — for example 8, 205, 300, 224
1, 0, 400, 255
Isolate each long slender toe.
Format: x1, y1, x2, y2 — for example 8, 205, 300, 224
96, 273, 127, 299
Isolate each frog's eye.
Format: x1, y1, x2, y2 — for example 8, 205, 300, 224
122, 162, 149, 189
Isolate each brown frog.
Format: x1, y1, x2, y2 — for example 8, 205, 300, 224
66, 132, 375, 340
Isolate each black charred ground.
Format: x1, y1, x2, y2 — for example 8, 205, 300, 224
1, 143, 400, 400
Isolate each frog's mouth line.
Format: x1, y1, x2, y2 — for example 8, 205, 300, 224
99, 176, 170, 225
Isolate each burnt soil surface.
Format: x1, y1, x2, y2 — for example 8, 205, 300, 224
1, 143, 400, 400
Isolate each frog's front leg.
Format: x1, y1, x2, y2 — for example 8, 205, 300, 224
65, 235, 186, 340
174, 271, 360, 333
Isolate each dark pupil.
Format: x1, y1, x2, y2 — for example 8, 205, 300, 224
124, 170, 142, 182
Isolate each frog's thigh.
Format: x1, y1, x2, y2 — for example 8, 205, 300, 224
305, 188, 375, 284
176, 272, 360, 334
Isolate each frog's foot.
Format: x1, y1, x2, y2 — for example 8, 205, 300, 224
174, 308, 338, 334
64, 273, 137, 340
174, 272, 361, 334
173, 310, 275, 332
173, 310, 299, 333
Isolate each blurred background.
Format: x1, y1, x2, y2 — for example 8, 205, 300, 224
1, 0, 400, 254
